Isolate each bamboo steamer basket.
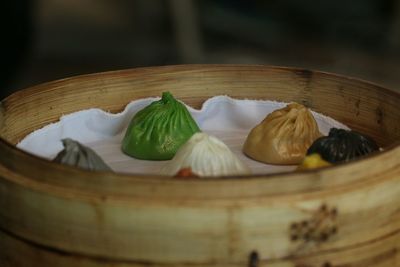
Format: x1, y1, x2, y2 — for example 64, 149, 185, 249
0, 65, 399, 267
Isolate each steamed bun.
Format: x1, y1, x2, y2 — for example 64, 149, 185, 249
161, 132, 251, 177
243, 103, 322, 165
121, 92, 200, 160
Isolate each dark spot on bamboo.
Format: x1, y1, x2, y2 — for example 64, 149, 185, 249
355, 99, 360, 116
294, 68, 313, 81
331, 208, 338, 217
355, 99, 360, 109
320, 204, 327, 212
319, 232, 328, 241
290, 204, 338, 244
249, 250, 259, 267
375, 107, 383, 125
322, 262, 332, 267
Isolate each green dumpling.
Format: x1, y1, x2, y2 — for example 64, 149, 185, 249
122, 92, 200, 160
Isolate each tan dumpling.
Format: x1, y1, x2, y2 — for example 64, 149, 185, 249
243, 103, 322, 165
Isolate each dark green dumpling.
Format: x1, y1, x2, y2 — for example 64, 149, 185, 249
122, 92, 200, 160
306, 128, 379, 163
53, 138, 112, 171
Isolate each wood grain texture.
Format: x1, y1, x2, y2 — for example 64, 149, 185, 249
1, 224, 399, 267
0, 65, 399, 266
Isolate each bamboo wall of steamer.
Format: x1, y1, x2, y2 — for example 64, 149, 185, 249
0, 65, 399, 267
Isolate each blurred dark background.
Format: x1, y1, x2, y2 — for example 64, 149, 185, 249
2, 0, 400, 99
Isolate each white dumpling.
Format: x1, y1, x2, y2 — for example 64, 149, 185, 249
161, 133, 251, 177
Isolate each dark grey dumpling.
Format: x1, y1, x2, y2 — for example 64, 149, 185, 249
306, 128, 379, 163
53, 138, 112, 171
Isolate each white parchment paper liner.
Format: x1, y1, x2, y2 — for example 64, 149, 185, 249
17, 96, 349, 175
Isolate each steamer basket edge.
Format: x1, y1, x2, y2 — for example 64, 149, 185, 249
0, 64, 399, 266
